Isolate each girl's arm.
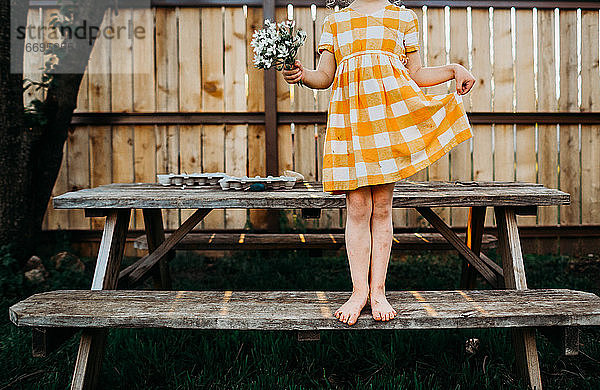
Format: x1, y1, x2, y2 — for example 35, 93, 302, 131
281, 50, 336, 89
405, 50, 475, 95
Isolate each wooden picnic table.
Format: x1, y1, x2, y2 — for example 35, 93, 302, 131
11, 180, 599, 390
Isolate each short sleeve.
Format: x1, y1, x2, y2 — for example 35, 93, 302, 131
403, 9, 420, 53
317, 15, 334, 55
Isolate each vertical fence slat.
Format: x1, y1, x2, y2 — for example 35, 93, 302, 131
88, 10, 113, 230
449, 7, 471, 227
580, 10, 600, 224
515, 9, 537, 227
110, 8, 135, 231
492, 8, 514, 187
224, 6, 249, 229
247, 6, 270, 230
68, 72, 91, 230
425, 7, 450, 224
178, 8, 202, 230
406, 7, 427, 229
537, 9, 559, 226
132, 8, 157, 230
558, 9, 580, 226
276, 6, 295, 229
201, 7, 226, 230
471, 8, 494, 227
155, 7, 180, 229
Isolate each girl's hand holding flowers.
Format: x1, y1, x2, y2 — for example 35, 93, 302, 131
251, 19, 307, 87
453, 64, 476, 95
282, 60, 304, 85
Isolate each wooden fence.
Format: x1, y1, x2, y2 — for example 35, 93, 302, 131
23, 2, 600, 233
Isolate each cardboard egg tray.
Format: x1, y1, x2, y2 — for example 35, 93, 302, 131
156, 173, 297, 190
218, 175, 297, 190
156, 172, 229, 187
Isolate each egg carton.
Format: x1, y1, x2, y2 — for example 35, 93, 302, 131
157, 172, 229, 187
218, 175, 297, 190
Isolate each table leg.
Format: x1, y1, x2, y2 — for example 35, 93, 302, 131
460, 207, 486, 289
71, 209, 131, 390
494, 206, 542, 390
143, 209, 172, 290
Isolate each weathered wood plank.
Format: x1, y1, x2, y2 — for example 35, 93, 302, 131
10, 289, 600, 330
133, 232, 498, 251
460, 207, 486, 289
53, 182, 570, 210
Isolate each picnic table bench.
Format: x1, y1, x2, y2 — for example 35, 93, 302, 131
9, 180, 600, 390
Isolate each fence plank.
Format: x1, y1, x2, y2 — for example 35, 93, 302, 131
470, 8, 494, 227
246, 6, 270, 230
67, 68, 91, 230
449, 7, 471, 227
515, 9, 537, 227
178, 8, 203, 230
492, 8, 514, 187
224, 7, 248, 229
201, 7, 226, 230
537, 9, 558, 226
276, 6, 295, 230
580, 10, 600, 225
155, 7, 180, 229
425, 7, 450, 224
558, 9, 580, 226
88, 10, 113, 230
110, 8, 135, 231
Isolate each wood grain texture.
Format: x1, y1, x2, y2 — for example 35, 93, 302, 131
53, 182, 570, 210
155, 8, 180, 230
470, 8, 494, 227
11, 289, 600, 330
224, 7, 248, 229
580, 10, 600, 225
492, 9, 514, 183
558, 10, 580, 226
247, 6, 270, 230
201, 7, 226, 230
514, 9, 537, 227
537, 9, 558, 226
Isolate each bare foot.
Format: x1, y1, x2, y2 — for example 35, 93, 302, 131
369, 291, 397, 321
334, 291, 368, 325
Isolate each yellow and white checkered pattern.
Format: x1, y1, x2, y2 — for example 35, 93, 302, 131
317, 4, 473, 195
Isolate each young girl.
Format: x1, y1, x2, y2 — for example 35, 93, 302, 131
282, 0, 475, 326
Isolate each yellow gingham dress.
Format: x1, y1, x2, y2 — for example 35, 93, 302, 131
317, 4, 473, 195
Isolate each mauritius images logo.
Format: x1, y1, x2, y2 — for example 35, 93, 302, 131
11, 0, 151, 74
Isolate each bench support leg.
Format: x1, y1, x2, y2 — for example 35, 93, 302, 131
495, 206, 542, 390
143, 209, 172, 290
460, 207, 486, 289
71, 209, 131, 390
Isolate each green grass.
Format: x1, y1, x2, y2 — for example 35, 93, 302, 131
1, 245, 599, 389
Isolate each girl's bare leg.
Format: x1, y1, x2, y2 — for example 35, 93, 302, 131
334, 185, 372, 325
369, 182, 397, 321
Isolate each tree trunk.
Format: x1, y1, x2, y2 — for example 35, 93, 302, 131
0, 0, 108, 264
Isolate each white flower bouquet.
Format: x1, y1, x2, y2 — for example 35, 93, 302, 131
250, 19, 308, 86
